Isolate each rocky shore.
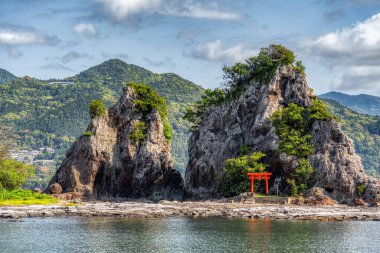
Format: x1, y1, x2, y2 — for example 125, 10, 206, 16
1, 201, 379, 221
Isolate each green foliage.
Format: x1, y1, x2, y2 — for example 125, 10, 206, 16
272, 100, 331, 158
294, 61, 306, 74
320, 91, 380, 116
289, 158, 314, 196
0, 189, 58, 206
309, 100, 331, 121
129, 82, 172, 142
83, 131, 93, 136
356, 183, 366, 195
322, 99, 380, 177
219, 152, 267, 197
0, 159, 34, 190
223, 44, 301, 98
272, 103, 312, 158
183, 88, 226, 128
272, 101, 330, 195
89, 99, 107, 118
0, 68, 17, 84
238, 144, 251, 156
129, 121, 147, 144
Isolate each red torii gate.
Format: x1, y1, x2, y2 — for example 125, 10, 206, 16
247, 172, 272, 195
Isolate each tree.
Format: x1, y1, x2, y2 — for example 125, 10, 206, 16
129, 82, 172, 142
0, 158, 34, 190
223, 44, 301, 97
219, 152, 267, 197
89, 100, 107, 118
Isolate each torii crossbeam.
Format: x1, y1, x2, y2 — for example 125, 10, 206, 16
247, 172, 272, 194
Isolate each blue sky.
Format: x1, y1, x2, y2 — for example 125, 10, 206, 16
1, 0, 380, 95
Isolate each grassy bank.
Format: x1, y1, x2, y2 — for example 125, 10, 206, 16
0, 189, 58, 206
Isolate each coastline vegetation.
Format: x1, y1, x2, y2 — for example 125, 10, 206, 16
0, 128, 58, 206
0, 189, 58, 206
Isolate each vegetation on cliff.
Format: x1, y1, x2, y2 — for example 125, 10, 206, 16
184, 45, 305, 127
271, 100, 331, 195
129, 82, 172, 142
223, 44, 303, 98
89, 100, 107, 118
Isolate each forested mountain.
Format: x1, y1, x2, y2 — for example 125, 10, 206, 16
322, 99, 380, 177
320, 91, 380, 116
0, 68, 17, 84
0, 59, 204, 172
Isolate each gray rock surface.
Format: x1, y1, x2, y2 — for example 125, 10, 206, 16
185, 65, 380, 202
46, 87, 183, 200
1, 201, 379, 221
310, 121, 379, 203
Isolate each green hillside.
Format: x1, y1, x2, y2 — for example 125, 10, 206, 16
0, 59, 204, 173
0, 68, 17, 84
322, 99, 380, 177
320, 91, 380, 116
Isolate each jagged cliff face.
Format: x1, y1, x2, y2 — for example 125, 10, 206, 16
185, 65, 379, 203
46, 87, 183, 200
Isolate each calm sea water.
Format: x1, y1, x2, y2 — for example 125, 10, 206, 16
0, 217, 379, 253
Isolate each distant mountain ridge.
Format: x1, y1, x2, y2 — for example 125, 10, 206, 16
322, 98, 379, 177
0, 68, 17, 84
320, 91, 380, 116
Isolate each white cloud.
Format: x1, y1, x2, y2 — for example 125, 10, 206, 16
94, 0, 240, 21
308, 13, 380, 65
74, 23, 97, 37
304, 13, 380, 94
0, 24, 59, 46
164, 2, 240, 21
189, 40, 257, 64
94, 0, 161, 21
0, 30, 45, 45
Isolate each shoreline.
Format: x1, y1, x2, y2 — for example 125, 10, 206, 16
1, 201, 379, 221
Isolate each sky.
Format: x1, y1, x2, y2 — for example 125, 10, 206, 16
1, 0, 380, 96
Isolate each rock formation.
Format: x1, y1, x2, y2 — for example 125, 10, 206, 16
185, 65, 380, 203
46, 87, 183, 200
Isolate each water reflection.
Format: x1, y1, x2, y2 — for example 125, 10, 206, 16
0, 217, 379, 253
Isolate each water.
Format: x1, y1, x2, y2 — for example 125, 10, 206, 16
0, 217, 379, 253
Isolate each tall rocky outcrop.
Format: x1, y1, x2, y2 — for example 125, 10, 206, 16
185, 65, 380, 203
46, 86, 183, 200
